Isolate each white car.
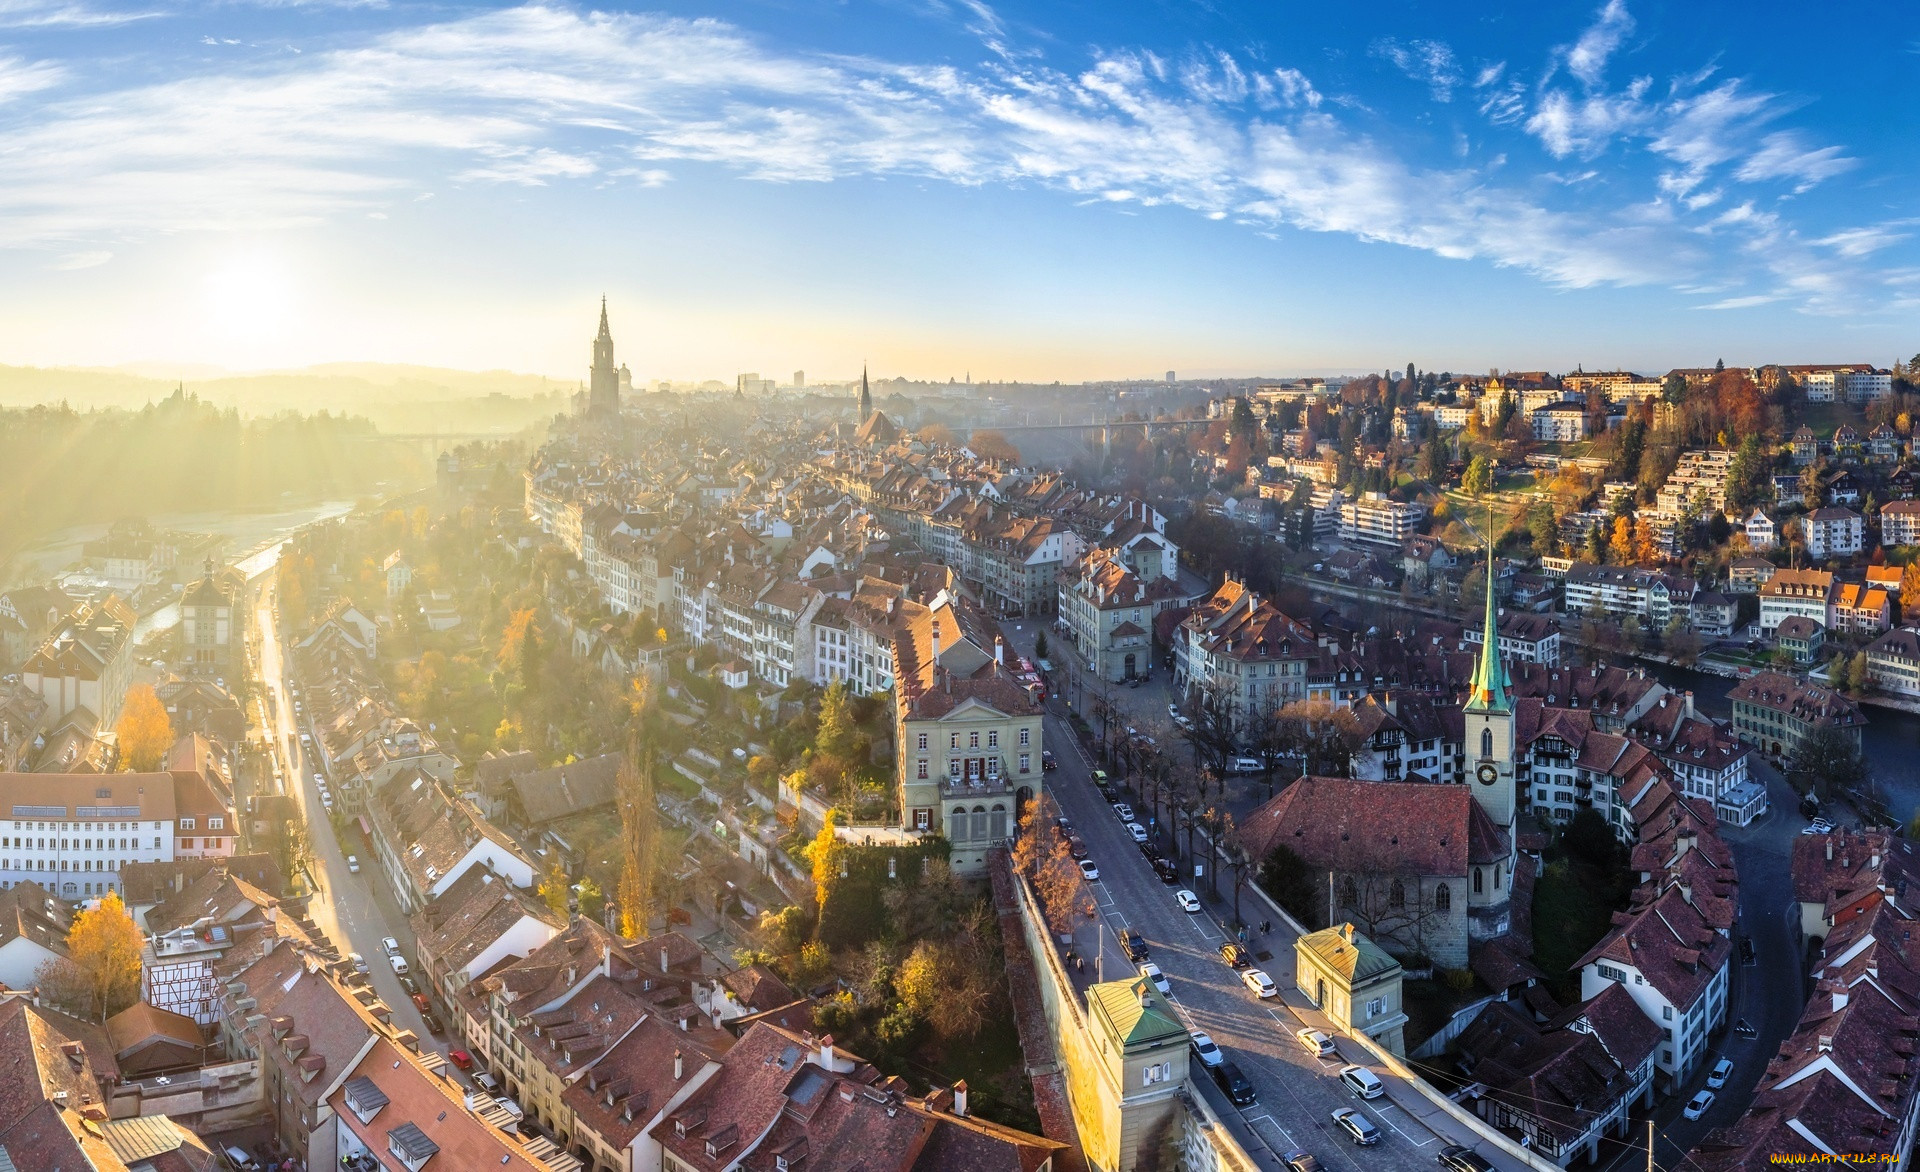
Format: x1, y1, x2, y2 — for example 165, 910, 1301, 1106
381, 937, 403, 957
1175, 889, 1202, 913
1242, 969, 1277, 998
345, 855, 359, 873
1297, 1027, 1336, 1057
1683, 1090, 1715, 1120
389, 954, 410, 975
1078, 859, 1100, 881
1127, 822, 1148, 843
1138, 963, 1169, 995
1190, 1032, 1223, 1068
1707, 1057, 1734, 1089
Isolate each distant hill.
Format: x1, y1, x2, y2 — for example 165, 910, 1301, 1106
0, 362, 571, 433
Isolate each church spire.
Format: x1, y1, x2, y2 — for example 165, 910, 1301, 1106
1466, 531, 1510, 713
857, 364, 872, 421
597, 295, 610, 340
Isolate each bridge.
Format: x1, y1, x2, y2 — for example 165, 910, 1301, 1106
950, 415, 1211, 450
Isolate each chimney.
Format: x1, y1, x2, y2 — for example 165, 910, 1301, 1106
1828, 839, 1835, 863
660, 947, 670, 974
820, 1034, 835, 1069
994, 637, 1005, 666
952, 1080, 969, 1117
1873, 851, 1882, 870
674, 1050, 684, 1080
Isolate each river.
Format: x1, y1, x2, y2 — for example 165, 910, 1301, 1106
1643, 660, 1919, 824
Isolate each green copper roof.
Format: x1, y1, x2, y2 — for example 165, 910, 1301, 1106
1089, 978, 1186, 1051
1298, 923, 1402, 986
1466, 544, 1511, 714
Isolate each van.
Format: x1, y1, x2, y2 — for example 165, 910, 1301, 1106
1231, 757, 1262, 774
1339, 1064, 1385, 1099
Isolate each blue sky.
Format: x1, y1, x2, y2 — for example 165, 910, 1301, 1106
0, 0, 1913, 380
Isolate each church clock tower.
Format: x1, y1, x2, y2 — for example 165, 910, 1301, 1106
1463, 555, 1516, 833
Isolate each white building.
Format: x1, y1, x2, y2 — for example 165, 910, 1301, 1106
1338, 492, 1426, 548
1744, 511, 1776, 551
1758, 569, 1835, 635
1531, 401, 1591, 442
1843, 369, 1893, 403
1803, 507, 1864, 560
1880, 500, 1920, 547
0, 772, 177, 900
1577, 884, 1731, 1092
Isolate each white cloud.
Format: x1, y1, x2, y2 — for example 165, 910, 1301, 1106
1695, 294, 1779, 310
1564, 0, 1634, 87
0, 0, 156, 27
0, 3, 1895, 316
1370, 37, 1460, 101
1817, 224, 1911, 259
49, 248, 110, 269
1735, 130, 1855, 191
0, 54, 61, 102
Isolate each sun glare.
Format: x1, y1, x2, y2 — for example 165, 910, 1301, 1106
201, 252, 298, 348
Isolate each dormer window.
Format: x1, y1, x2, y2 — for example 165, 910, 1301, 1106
178, 818, 195, 831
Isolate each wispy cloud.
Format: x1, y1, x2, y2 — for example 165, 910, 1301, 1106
0, 0, 157, 28
1735, 129, 1855, 191
1370, 37, 1461, 101
1563, 0, 1634, 87
49, 248, 110, 269
0, 3, 1900, 318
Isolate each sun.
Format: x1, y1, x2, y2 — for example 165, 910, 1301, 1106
201, 251, 298, 346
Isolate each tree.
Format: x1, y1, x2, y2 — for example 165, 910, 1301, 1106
1274, 700, 1364, 778
1528, 502, 1558, 556
817, 680, 857, 763
43, 892, 143, 1021
577, 876, 605, 921
970, 430, 1022, 464
1609, 516, 1635, 564
1258, 843, 1319, 927
616, 748, 659, 938
1847, 652, 1871, 695
1034, 629, 1049, 661
262, 811, 313, 886
1788, 725, 1867, 802
807, 810, 841, 917
114, 684, 173, 772
538, 858, 570, 916
1462, 455, 1494, 497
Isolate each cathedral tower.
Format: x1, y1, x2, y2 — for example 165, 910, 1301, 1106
589, 297, 620, 417
857, 365, 872, 423
1463, 544, 1516, 833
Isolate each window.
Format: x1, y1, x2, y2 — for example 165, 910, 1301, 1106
917, 733, 928, 751
1142, 1061, 1172, 1086
1662, 1005, 1673, 1021
209, 817, 223, 830
987, 731, 998, 748
1366, 997, 1384, 1019
1597, 963, 1627, 983
1389, 880, 1405, 909
969, 732, 979, 749
179, 817, 195, 831
1481, 728, 1493, 758
917, 760, 929, 780
1019, 753, 1030, 774
1019, 727, 1030, 746
1435, 883, 1450, 911
950, 733, 959, 750
1473, 868, 1483, 895
950, 760, 962, 778
913, 808, 931, 830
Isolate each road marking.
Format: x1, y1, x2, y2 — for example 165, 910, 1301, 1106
1243, 1113, 1295, 1149
1372, 1102, 1431, 1146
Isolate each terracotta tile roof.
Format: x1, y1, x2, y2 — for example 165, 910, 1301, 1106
1455, 1000, 1637, 1147
1575, 885, 1731, 1012
329, 1037, 546, 1172
1232, 777, 1509, 878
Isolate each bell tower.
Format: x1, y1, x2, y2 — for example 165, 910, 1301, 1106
1463, 542, 1515, 832
589, 297, 619, 417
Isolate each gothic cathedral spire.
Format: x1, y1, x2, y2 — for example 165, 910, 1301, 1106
1466, 532, 1511, 714
857, 364, 872, 422
588, 297, 619, 417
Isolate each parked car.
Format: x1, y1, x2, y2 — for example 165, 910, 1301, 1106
1241, 969, 1277, 998
473, 1071, 502, 1093
448, 1049, 473, 1070
345, 855, 359, 873
1067, 836, 1088, 860
1230, 756, 1260, 773
1167, 703, 1179, 719
348, 952, 369, 973
1138, 963, 1169, 995
1330, 1108, 1379, 1146
1152, 858, 1179, 884
1279, 1151, 1322, 1172
382, 937, 403, 956
412, 993, 431, 1012
1127, 822, 1148, 843
1437, 1146, 1496, 1172
1113, 803, 1134, 822
389, 954, 410, 975
1211, 1059, 1256, 1106
1683, 1090, 1715, 1120
1338, 1065, 1385, 1099
1078, 859, 1100, 881
1175, 889, 1202, 913
1120, 929, 1149, 962
1041, 750, 1057, 771
399, 976, 420, 997
1707, 1057, 1735, 1089
1092, 770, 1110, 793
1219, 942, 1251, 968
1297, 1028, 1336, 1057
1189, 1032, 1223, 1068
422, 1013, 444, 1035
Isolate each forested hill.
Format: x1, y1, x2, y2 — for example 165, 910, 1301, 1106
0, 391, 436, 568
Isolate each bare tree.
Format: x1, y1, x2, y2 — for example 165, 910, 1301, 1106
1330, 869, 1448, 965
1179, 680, 1239, 777
1275, 699, 1364, 778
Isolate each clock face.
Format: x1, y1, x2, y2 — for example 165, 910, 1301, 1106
1477, 762, 1499, 786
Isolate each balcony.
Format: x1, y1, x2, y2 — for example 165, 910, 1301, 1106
940, 758, 1013, 797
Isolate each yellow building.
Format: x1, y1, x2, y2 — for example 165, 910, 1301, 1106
1066, 976, 1190, 1172
1296, 923, 1409, 1056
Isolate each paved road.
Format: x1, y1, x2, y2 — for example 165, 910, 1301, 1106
250, 583, 451, 1063
1037, 703, 1528, 1172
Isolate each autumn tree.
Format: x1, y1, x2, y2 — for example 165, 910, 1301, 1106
1274, 700, 1364, 778
114, 684, 173, 772
39, 892, 143, 1021
616, 749, 659, 938
1462, 455, 1494, 497
1609, 516, 1636, 564
970, 430, 1022, 464
806, 810, 841, 918
539, 858, 571, 916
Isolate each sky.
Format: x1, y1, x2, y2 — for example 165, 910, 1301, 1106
0, 0, 1914, 383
